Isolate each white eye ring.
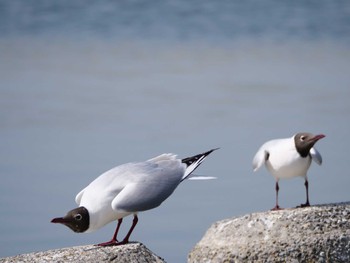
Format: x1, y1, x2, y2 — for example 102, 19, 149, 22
300, 136, 305, 141
74, 214, 82, 221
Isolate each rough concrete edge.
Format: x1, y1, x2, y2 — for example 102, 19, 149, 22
0, 242, 166, 263
188, 201, 350, 263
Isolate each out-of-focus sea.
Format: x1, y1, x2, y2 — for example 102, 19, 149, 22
0, 1, 349, 262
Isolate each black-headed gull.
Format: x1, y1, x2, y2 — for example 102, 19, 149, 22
252, 133, 325, 210
51, 148, 218, 246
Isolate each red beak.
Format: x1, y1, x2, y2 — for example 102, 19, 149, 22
311, 134, 326, 141
51, 217, 68, 224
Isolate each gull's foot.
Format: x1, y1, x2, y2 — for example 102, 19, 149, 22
297, 202, 310, 208
271, 205, 283, 211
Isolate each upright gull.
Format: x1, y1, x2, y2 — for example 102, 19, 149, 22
51, 148, 218, 246
252, 133, 325, 210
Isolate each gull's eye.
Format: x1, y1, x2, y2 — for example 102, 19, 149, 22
300, 136, 306, 141
74, 214, 82, 221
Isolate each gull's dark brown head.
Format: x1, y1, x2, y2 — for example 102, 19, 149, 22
51, 206, 89, 233
294, 132, 325, 157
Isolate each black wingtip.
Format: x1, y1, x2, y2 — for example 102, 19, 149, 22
182, 148, 219, 166
180, 148, 219, 182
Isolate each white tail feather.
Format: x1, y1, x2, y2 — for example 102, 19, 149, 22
188, 176, 217, 180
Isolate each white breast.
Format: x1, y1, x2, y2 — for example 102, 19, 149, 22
79, 164, 137, 232
264, 137, 312, 179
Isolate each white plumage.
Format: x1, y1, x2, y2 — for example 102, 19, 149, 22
51, 149, 217, 246
253, 137, 322, 179
252, 133, 325, 210
77, 153, 187, 232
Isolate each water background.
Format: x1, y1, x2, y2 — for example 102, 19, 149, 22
1, 1, 350, 262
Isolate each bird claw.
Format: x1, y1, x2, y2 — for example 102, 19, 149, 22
271, 205, 283, 211
297, 202, 310, 208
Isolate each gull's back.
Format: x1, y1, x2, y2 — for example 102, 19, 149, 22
77, 154, 186, 217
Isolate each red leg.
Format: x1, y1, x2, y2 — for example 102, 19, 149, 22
119, 214, 138, 244
97, 215, 139, 247
271, 181, 282, 211
97, 218, 123, 246
298, 179, 310, 208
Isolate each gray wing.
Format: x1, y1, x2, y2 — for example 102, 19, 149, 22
111, 159, 184, 213
310, 147, 322, 165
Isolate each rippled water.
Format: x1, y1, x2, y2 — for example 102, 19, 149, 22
1, 1, 350, 262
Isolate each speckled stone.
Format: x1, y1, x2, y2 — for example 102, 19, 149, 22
0, 242, 165, 263
188, 202, 350, 263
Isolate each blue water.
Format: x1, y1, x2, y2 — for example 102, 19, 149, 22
1, 1, 350, 262
1, 0, 350, 42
